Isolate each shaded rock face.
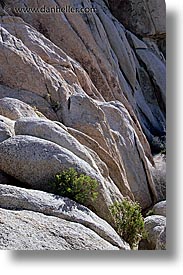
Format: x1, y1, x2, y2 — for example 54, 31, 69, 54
108, 0, 166, 58
0, 0, 166, 250
108, 0, 166, 37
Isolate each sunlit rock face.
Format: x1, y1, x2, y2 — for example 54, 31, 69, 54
0, 0, 166, 250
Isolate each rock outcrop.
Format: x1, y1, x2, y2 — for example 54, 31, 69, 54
140, 215, 166, 250
139, 200, 166, 250
0, 0, 166, 250
0, 208, 120, 250
152, 201, 166, 217
0, 184, 130, 250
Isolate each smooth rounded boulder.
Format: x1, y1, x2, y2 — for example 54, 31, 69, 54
0, 97, 39, 120
0, 135, 100, 192
14, 117, 98, 171
0, 135, 124, 223
0, 208, 120, 250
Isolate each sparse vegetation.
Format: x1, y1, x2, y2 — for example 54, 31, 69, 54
52, 168, 98, 206
110, 198, 147, 248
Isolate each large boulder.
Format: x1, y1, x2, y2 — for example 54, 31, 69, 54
0, 184, 130, 250
0, 135, 124, 223
0, 97, 38, 120
59, 93, 157, 208
0, 135, 102, 191
0, 208, 120, 250
0, 85, 57, 120
140, 215, 166, 250
14, 117, 99, 172
152, 201, 166, 217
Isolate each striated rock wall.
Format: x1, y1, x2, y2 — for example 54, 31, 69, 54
0, 0, 166, 250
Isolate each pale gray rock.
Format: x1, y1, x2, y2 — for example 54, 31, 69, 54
0, 184, 130, 250
0, 85, 58, 120
14, 117, 99, 171
95, 3, 136, 89
150, 154, 166, 201
1, 0, 166, 145
0, 135, 101, 192
143, 215, 166, 250
156, 226, 166, 250
152, 201, 166, 217
0, 208, 119, 250
0, 25, 63, 102
0, 135, 124, 223
0, 115, 14, 130
59, 93, 157, 208
99, 101, 157, 208
0, 117, 14, 142
0, 97, 38, 120
0, 0, 166, 238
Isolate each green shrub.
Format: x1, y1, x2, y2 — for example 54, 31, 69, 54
110, 198, 146, 248
52, 168, 98, 206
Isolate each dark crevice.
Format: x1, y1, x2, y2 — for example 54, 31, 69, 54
137, 106, 163, 137
68, 97, 71, 110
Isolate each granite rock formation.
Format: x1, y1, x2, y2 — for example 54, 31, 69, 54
0, 0, 166, 250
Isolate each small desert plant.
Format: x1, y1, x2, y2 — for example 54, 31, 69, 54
110, 198, 146, 248
52, 168, 98, 205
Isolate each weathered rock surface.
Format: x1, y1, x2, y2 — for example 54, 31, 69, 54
152, 201, 166, 217
139, 215, 166, 250
0, 135, 99, 189
150, 154, 166, 201
0, 135, 125, 223
0, 208, 120, 250
14, 117, 100, 172
1, 0, 166, 144
0, 85, 58, 120
108, 0, 166, 38
0, 115, 14, 142
0, 0, 166, 250
58, 93, 157, 208
0, 97, 38, 120
156, 226, 166, 250
0, 184, 130, 250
